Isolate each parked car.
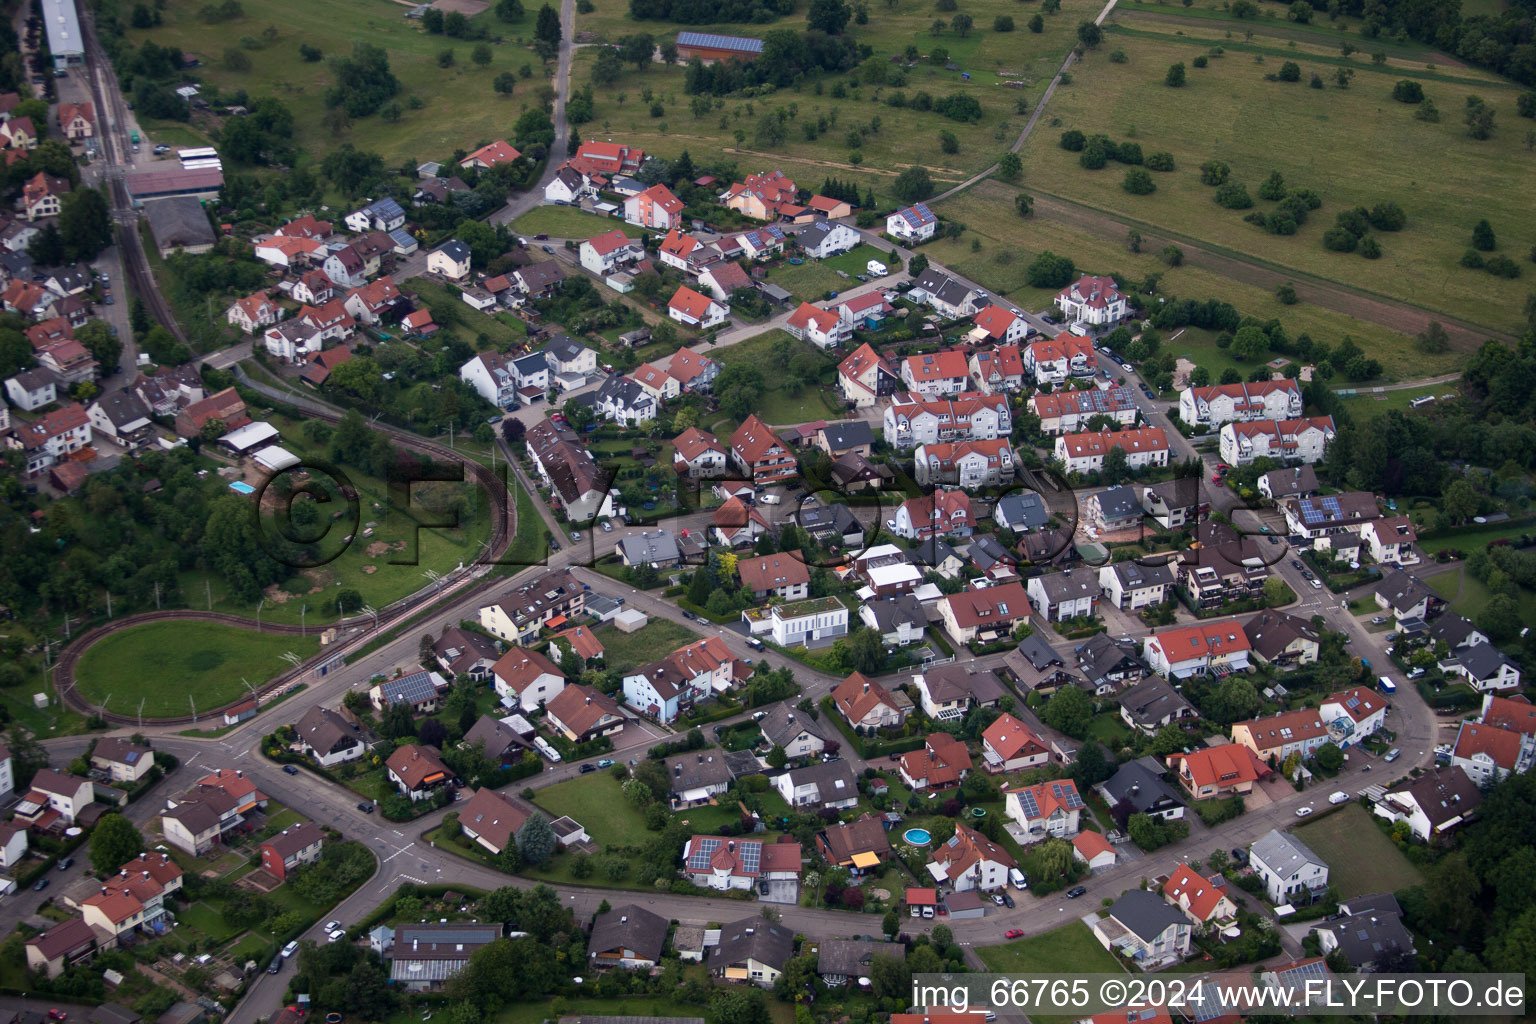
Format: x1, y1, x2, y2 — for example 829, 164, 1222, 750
1384, 748, 1401, 762
745, 637, 764, 650
1309, 578, 1323, 590
1001, 891, 1015, 908
327, 929, 346, 943
597, 759, 614, 768
569, 530, 581, 541
1065, 885, 1087, 899
1291, 560, 1304, 570
356, 802, 374, 813
541, 245, 555, 254
579, 763, 596, 774
1230, 847, 1249, 865
1295, 805, 1314, 818
48, 1012, 67, 1022
601, 520, 613, 532
324, 920, 341, 933
57, 857, 73, 871
681, 610, 696, 620
32, 878, 49, 891
1328, 791, 1350, 805
1004, 928, 1024, 939
1211, 473, 1224, 484
991, 893, 1005, 906
283, 764, 299, 775
282, 940, 300, 958
267, 957, 282, 975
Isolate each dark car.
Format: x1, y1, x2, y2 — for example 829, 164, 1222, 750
33, 878, 50, 891
579, 763, 596, 774
1065, 886, 1087, 899
534, 233, 550, 240
58, 856, 73, 871
1001, 892, 1015, 909
283, 764, 299, 775
1230, 847, 1249, 864
541, 245, 556, 255
267, 957, 283, 975
356, 802, 374, 813
681, 610, 696, 620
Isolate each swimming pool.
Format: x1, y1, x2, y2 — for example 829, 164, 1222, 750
903, 828, 932, 847
229, 481, 256, 494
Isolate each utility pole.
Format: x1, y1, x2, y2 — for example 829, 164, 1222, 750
105, 591, 112, 619
153, 580, 161, 610
189, 695, 197, 724
301, 603, 307, 635
138, 697, 145, 729
206, 578, 213, 610
256, 597, 265, 633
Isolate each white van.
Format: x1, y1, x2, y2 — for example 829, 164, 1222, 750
867, 260, 888, 277
1328, 791, 1350, 805
759, 493, 781, 505
1009, 867, 1028, 890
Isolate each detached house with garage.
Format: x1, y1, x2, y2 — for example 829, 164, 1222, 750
736, 552, 810, 600
90, 738, 155, 783
1027, 568, 1099, 622
730, 414, 797, 484
759, 703, 828, 760
1093, 890, 1192, 965
786, 302, 850, 349
673, 426, 729, 478
837, 342, 899, 408
385, 745, 452, 801
1167, 745, 1270, 802
545, 685, 625, 743
668, 285, 728, 329
830, 672, 908, 731
708, 918, 796, 988
1055, 275, 1127, 328
796, 220, 859, 259
886, 202, 937, 241
225, 291, 279, 333
982, 714, 1050, 773
491, 647, 566, 713
624, 184, 684, 230
1249, 829, 1329, 905
929, 823, 1015, 892
590, 905, 670, 970
683, 836, 802, 893
1004, 778, 1085, 844
295, 705, 365, 767
580, 229, 643, 274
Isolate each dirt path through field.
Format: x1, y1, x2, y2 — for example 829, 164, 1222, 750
1028, 193, 1514, 349
1112, 9, 1471, 68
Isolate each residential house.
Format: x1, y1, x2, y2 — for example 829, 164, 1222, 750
1249, 829, 1329, 905
1479, 693, 1536, 735
1030, 386, 1141, 436
929, 823, 1015, 892
900, 350, 971, 397
590, 905, 670, 970
25, 918, 98, 978
1142, 477, 1205, 530
1099, 561, 1174, 611
4, 367, 58, 411
833, 289, 893, 329
432, 627, 500, 682
623, 183, 684, 230
899, 733, 972, 791
1055, 427, 1171, 474
668, 285, 728, 329
522, 417, 611, 513
730, 414, 797, 484
90, 737, 154, 783
1163, 864, 1236, 927
909, 268, 980, 319
1097, 759, 1185, 821
512, 260, 567, 299
936, 582, 1031, 647
296, 299, 356, 343
1451, 720, 1533, 785
1167, 745, 1270, 802
1372, 765, 1482, 842
344, 276, 405, 325
1025, 335, 1098, 384
1313, 894, 1415, 969
800, 501, 866, 548
707, 918, 796, 987
544, 163, 592, 204
426, 240, 471, 280
669, 346, 719, 392
1219, 415, 1336, 466
912, 664, 1008, 719
1075, 633, 1149, 692
461, 716, 529, 767
815, 813, 892, 874
491, 647, 566, 712
774, 759, 859, 810
1258, 465, 1320, 501
665, 751, 734, 809
1361, 516, 1419, 566
830, 672, 908, 731
976, 718, 1050, 773
1027, 568, 1099, 622
720, 169, 798, 221
750, 596, 849, 647
657, 228, 703, 271
1372, 568, 1444, 624
594, 375, 658, 426
786, 302, 850, 349
970, 304, 1029, 345
1180, 521, 1268, 610
545, 685, 625, 743
1445, 643, 1522, 692
295, 705, 364, 767
86, 392, 152, 447
712, 494, 773, 548
737, 225, 787, 259
994, 491, 1050, 533
796, 220, 859, 259
580, 230, 643, 274
816, 939, 904, 988
1092, 890, 1192, 964
58, 101, 95, 140
225, 291, 279, 334
837, 342, 898, 408
672, 426, 729, 479
759, 703, 828, 760
22, 172, 67, 220
1179, 377, 1303, 429
1243, 610, 1321, 668
1055, 275, 1127, 328
891, 487, 972, 539
262, 320, 322, 363
0, 820, 27, 867
886, 202, 936, 241
1429, 612, 1489, 652
7, 402, 91, 475
159, 769, 268, 855
913, 438, 1014, 490
814, 420, 874, 458
684, 836, 801, 893
343, 197, 406, 233
859, 593, 927, 647
1142, 621, 1251, 678
628, 362, 680, 406
458, 788, 531, 854
696, 260, 753, 304
301, 345, 354, 387
1231, 708, 1329, 763
369, 669, 450, 714
385, 923, 502, 991
736, 552, 810, 601
618, 529, 681, 567
968, 534, 1018, 578
385, 744, 452, 801
254, 235, 325, 268
1119, 677, 1197, 734
321, 245, 369, 290
260, 822, 324, 881
13, 769, 93, 827
1004, 778, 1085, 843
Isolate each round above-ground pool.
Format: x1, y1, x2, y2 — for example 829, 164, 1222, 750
971, 807, 987, 819
903, 828, 932, 847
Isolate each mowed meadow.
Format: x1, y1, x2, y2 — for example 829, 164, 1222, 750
1016, 1, 1536, 334
569, 0, 1092, 194
124, 0, 547, 167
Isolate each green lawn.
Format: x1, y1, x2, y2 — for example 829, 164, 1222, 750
1294, 803, 1424, 898
1423, 564, 1536, 626
1334, 384, 1458, 420
406, 276, 529, 350
977, 920, 1128, 974
177, 900, 243, 943
511, 206, 646, 240
72, 620, 319, 718
534, 773, 648, 848
593, 618, 698, 672
1014, 18, 1536, 334
766, 244, 894, 303
930, 180, 1451, 381
124, 0, 538, 168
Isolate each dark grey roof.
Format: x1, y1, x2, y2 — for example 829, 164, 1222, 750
799, 501, 861, 539
1374, 568, 1434, 615
1092, 484, 1141, 521
759, 703, 827, 748
906, 537, 960, 568
1259, 465, 1318, 497
1013, 631, 1063, 670
598, 374, 655, 411
619, 529, 679, 564
432, 239, 470, 262
666, 751, 733, 795
816, 939, 904, 978
779, 759, 858, 804
1387, 765, 1481, 830
1316, 895, 1414, 966
462, 715, 526, 760
545, 334, 588, 363
90, 1004, 142, 1024
863, 593, 926, 633
1427, 612, 1480, 648
820, 420, 873, 451
1076, 633, 1146, 684
10, 366, 61, 391
588, 904, 669, 962
709, 918, 794, 973
1118, 676, 1194, 727
1250, 829, 1325, 877
377, 669, 442, 707
1142, 476, 1200, 513
516, 260, 567, 291
1031, 567, 1097, 602
512, 351, 549, 375
1456, 643, 1517, 681
1242, 610, 1320, 661
994, 491, 1049, 530
1109, 560, 1175, 591
296, 705, 360, 757
144, 196, 216, 251
91, 391, 151, 428
1108, 889, 1187, 943
969, 535, 1015, 571
797, 221, 840, 250
1098, 761, 1183, 815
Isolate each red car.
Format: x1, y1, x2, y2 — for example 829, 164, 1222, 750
1216, 463, 1229, 471
1211, 473, 1224, 484
1004, 929, 1024, 939
48, 1012, 68, 1021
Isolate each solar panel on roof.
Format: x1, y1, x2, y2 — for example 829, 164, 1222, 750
1018, 790, 1040, 818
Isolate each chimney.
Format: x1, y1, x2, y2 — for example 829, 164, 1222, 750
585, 696, 592, 705
862, 681, 870, 694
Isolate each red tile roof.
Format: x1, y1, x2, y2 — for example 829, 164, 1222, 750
982, 713, 1047, 762
465, 140, 521, 166
1163, 863, 1229, 921
788, 301, 840, 335
668, 285, 718, 321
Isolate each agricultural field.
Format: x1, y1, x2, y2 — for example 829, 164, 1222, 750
72, 620, 319, 718
1011, 6, 1536, 334
930, 180, 1449, 380
123, 0, 546, 167
569, 0, 1098, 199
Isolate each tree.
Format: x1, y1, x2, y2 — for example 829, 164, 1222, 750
997, 150, 1022, 181
59, 188, 113, 262
1278, 60, 1301, 82
1465, 96, 1495, 139
1392, 80, 1424, 104
1070, 740, 1112, 787
807, 0, 852, 33
535, 3, 561, 45
1041, 686, 1092, 738
90, 813, 145, 873
1314, 742, 1344, 772
1477, 594, 1522, 643
881, 909, 900, 938
1026, 250, 1075, 288
472, 42, 493, 65
1076, 20, 1102, 47
1028, 13, 1043, 31
766, 744, 788, 769
951, 11, 973, 35
494, 71, 517, 94
1015, 193, 1033, 217
496, 0, 524, 19
516, 812, 557, 864
1275, 282, 1298, 305
1472, 219, 1497, 252
1165, 62, 1186, 87
1287, 0, 1312, 20
1441, 478, 1478, 524
380, 702, 416, 739
893, 165, 934, 202
939, 130, 959, 153
1122, 168, 1155, 194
